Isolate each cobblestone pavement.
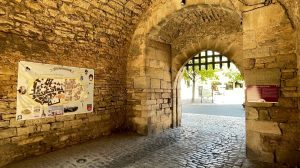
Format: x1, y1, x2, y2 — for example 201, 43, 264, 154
5, 113, 276, 168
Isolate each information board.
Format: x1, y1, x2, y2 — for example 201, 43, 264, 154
246, 85, 279, 103
16, 61, 94, 120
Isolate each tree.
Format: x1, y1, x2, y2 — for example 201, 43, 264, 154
223, 69, 243, 88
182, 68, 197, 103
198, 66, 219, 81
182, 66, 219, 102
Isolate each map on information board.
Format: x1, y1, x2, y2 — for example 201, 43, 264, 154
16, 61, 94, 120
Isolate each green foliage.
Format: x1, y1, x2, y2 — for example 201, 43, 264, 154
198, 66, 219, 81
182, 68, 192, 87
223, 69, 243, 83
182, 65, 219, 87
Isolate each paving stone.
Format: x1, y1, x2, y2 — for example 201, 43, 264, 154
4, 113, 278, 168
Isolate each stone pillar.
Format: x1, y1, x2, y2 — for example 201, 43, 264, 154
127, 38, 173, 135
243, 3, 300, 165
145, 40, 173, 134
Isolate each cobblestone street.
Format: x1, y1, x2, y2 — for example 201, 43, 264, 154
5, 113, 275, 168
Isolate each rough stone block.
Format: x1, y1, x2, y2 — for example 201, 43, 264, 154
247, 120, 281, 135
64, 120, 83, 128
0, 102, 8, 109
151, 78, 161, 89
282, 91, 299, 97
255, 57, 275, 64
59, 135, 70, 142
51, 122, 64, 130
245, 107, 258, 120
285, 78, 297, 87
146, 68, 164, 79
244, 69, 280, 85
41, 0, 57, 8
243, 58, 255, 69
56, 115, 74, 121
276, 149, 300, 165
246, 47, 270, 59
17, 126, 36, 136
162, 93, 171, 98
278, 98, 297, 108
25, 1, 42, 11
258, 110, 270, 120
246, 131, 275, 163
0, 128, 16, 139
88, 115, 101, 122
243, 31, 256, 50
18, 136, 44, 145
11, 135, 28, 143
0, 121, 9, 128
10, 118, 25, 127
141, 100, 156, 105
269, 108, 298, 123
134, 77, 150, 89
0, 138, 10, 145
132, 117, 147, 127
41, 124, 50, 132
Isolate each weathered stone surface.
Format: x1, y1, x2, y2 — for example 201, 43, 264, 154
244, 69, 281, 85
134, 77, 150, 89
18, 136, 44, 145
247, 120, 282, 135
9, 118, 24, 127
150, 78, 161, 89
243, 31, 257, 50
258, 110, 271, 120
4, 113, 280, 168
41, 124, 50, 132
245, 107, 259, 120
51, 122, 64, 130
0, 128, 16, 139
17, 126, 36, 136
0, 121, 9, 127
268, 109, 299, 125
0, 0, 298, 167
246, 102, 275, 108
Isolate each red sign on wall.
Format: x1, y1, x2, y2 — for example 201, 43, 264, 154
246, 85, 279, 102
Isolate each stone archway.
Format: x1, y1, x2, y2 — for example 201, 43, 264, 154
127, 0, 299, 165
172, 45, 243, 128
127, 2, 243, 135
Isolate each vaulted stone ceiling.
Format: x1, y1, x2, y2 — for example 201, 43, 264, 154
277, 0, 299, 28
148, 5, 242, 44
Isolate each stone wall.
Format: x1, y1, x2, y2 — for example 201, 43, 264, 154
243, 3, 300, 165
0, 0, 153, 166
0, 32, 127, 167
0, 0, 300, 167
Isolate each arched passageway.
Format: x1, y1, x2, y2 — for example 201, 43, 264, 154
0, 0, 299, 167
127, 0, 300, 166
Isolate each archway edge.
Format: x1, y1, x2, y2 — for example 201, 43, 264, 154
127, 0, 243, 79
171, 36, 243, 89
126, 1, 244, 135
